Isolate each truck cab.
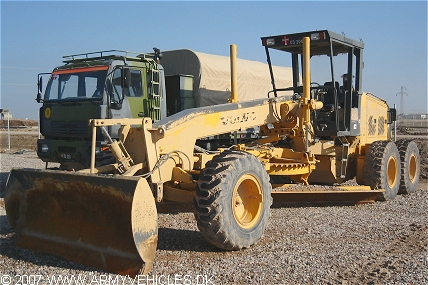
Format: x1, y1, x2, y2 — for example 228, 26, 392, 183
37, 50, 166, 170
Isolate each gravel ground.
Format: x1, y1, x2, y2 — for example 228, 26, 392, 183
1, 151, 427, 285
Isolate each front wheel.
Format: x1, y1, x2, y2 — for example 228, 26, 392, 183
194, 150, 272, 250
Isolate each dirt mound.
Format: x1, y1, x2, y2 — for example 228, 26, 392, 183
0, 119, 38, 127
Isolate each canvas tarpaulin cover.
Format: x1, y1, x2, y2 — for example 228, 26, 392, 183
160, 49, 294, 107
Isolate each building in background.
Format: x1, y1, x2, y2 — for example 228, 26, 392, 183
0, 109, 12, 120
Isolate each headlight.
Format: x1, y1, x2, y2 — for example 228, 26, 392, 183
95, 146, 101, 154
311, 32, 326, 41
40, 143, 49, 152
266, 38, 275, 45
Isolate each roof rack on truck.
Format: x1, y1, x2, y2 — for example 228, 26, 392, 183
62, 50, 156, 64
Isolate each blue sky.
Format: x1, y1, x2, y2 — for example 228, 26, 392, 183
1, 1, 427, 119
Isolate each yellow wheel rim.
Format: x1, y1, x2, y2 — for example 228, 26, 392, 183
232, 174, 263, 230
409, 154, 417, 183
386, 156, 398, 188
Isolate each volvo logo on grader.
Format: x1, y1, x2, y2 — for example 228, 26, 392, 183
4, 30, 420, 276
220, 112, 257, 125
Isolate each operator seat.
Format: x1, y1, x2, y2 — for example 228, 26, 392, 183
322, 81, 340, 112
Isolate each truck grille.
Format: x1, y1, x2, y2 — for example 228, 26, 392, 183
51, 121, 89, 138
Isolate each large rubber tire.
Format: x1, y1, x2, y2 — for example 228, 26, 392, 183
363, 141, 401, 201
396, 140, 420, 194
194, 150, 272, 250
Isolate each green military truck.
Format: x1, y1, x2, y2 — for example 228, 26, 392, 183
36, 50, 166, 170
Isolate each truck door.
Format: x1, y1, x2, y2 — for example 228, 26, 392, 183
108, 67, 144, 137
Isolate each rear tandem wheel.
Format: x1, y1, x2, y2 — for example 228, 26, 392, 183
363, 140, 401, 201
396, 139, 420, 194
194, 150, 272, 250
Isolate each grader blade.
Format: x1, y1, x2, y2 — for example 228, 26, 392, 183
4, 168, 158, 276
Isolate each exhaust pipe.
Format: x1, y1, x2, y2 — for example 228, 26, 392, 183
230, 44, 238, 103
303, 36, 311, 126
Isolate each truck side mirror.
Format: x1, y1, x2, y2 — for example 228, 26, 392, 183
121, 68, 131, 88
36, 92, 43, 103
109, 85, 122, 110
108, 67, 125, 109
36, 76, 43, 103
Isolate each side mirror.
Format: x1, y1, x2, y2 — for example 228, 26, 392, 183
36, 92, 43, 103
109, 86, 122, 110
121, 68, 131, 88
36, 76, 43, 103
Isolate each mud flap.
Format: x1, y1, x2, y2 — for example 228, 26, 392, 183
4, 168, 158, 276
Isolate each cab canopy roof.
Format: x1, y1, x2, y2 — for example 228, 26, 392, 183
160, 49, 293, 107
261, 30, 364, 56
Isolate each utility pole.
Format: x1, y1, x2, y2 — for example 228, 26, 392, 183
396, 86, 408, 116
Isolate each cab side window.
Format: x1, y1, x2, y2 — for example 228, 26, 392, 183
110, 68, 142, 102
128, 69, 143, 97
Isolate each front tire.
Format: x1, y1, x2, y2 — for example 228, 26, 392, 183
194, 150, 272, 250
363, 141, 400, 201
396, 140, 420, 194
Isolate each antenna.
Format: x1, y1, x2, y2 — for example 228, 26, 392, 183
396, 86, 408, 115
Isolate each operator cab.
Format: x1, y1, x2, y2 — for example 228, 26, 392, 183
261, 30, 364, 138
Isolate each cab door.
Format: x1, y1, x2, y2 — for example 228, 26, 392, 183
108, 67, 145, 137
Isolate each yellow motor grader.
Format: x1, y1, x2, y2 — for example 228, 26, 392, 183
4, 30, 420, 276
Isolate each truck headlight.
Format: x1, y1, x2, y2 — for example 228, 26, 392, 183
40, 143, 49, 152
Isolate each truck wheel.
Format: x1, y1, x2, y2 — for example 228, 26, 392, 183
363, 141, 400, 201
396, 140, 420, 194
194, 150, 272, 250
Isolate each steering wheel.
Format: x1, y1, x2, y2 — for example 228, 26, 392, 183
309, 82, 327, 99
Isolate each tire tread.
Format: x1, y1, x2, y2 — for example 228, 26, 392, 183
363, 140, 400, 201
194, 150, 272, 250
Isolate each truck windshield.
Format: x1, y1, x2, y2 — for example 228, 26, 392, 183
45, 66, 108, 101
